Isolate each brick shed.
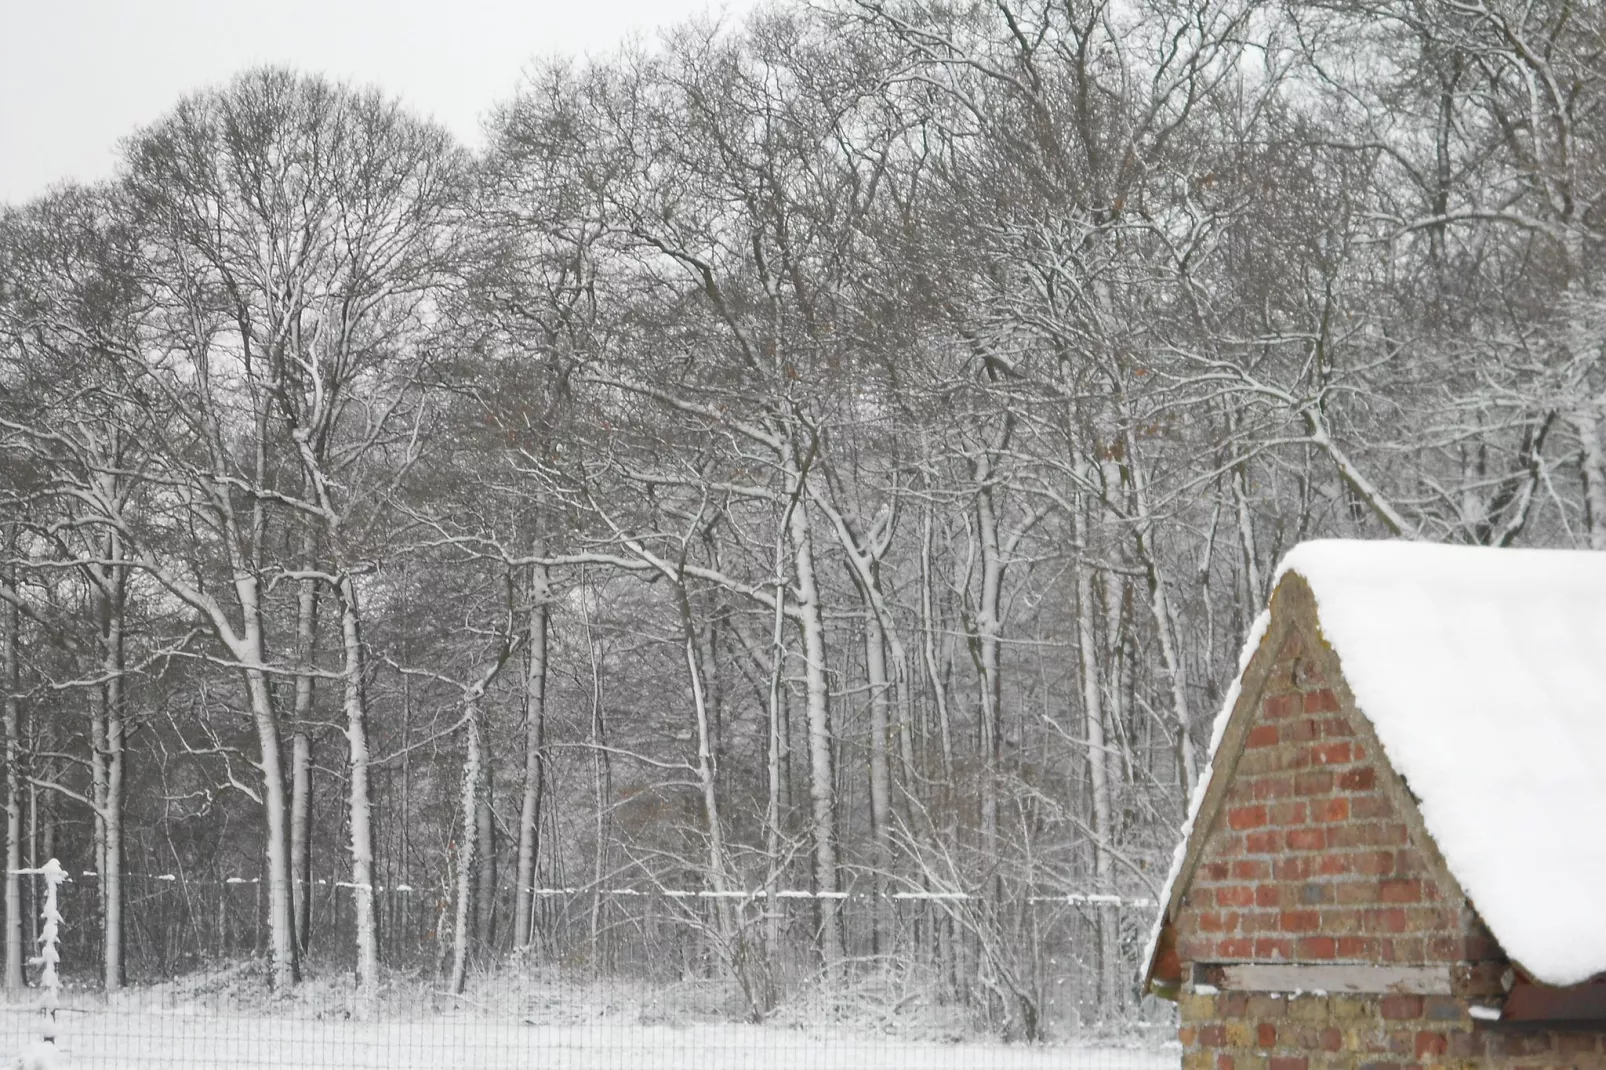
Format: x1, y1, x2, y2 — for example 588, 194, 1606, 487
1140, 540, 1606, 1069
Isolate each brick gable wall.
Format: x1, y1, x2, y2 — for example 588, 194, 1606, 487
1172, 627, 1469, 971
1168, 613, 1606, 1068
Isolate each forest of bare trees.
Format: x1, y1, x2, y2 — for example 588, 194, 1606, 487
0, 0, 1601, 1040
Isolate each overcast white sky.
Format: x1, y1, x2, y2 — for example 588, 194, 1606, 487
0, 0, 756, 204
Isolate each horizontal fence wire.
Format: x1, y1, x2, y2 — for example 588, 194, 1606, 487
53, 871, 1159, 905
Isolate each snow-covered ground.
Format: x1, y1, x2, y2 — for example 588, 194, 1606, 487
0, 1007, 1176, 1068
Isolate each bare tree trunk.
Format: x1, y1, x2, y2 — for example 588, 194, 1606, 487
1072, 492, 1115, 1016
232, 569, 300, 989
337, 575, 379, 995
679, 585, 759, 1007
920, 501, 955, 785
513, 561, 549, 950
99, 533, 126, 991
2, 534, 23, 991
787, 492, 843, 972
448, 695, 486, 995
764, 550, 787, 966
290, 529, 319, 956
862, 597, 894, 952
1575, 408, 1606, 550
475, 778, 496, 951
971, 462, 1005, 889
1122, 431, 1197, 797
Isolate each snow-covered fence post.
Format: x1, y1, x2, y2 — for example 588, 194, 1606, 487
12, 858, 67, 1058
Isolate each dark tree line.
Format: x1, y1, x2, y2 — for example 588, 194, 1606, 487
1, 0, 1601, 1037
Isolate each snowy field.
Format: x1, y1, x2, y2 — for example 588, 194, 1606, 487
0, 1006, 1178, 1069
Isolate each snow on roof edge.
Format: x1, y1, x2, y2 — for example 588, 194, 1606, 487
1144, 538, 1606, 990
1138, 604, 1272, 987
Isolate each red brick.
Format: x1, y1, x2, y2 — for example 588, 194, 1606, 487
1293, 771, 1333, 796
1229, 805, 1269, 830
1312, 741, 1352, 765
1275, 857, 1313, 881
1263, 694, 1299, 718
1216, 885, 1255, 907
1280, 910, 1320, 932
1251, 776, 1295, 801
1285, 828, 1326, 851
1380, 995, 1423, 1020
1217, 938, 1252, 957
1255, 937, 1294, 959
1247, 724, 1280, 748
1270, 801, 1308, 826
1281, 718, 1318, 743
1312, 797, 1349, 822
1337, 936, 1378, 958
1414, 1031, 1447, 1058
1379, 879, 1422, 904
1199, 1024, 1226, 1047
1215, 1056, 1233, 1070
1297, 936, 1337, 959
1232, 859, 1270, 880
1354, 851, 1395, 876
1257, 1023, 1277, 1048
1303, 689, 1340, 713
1318, 716, 1352, 736
1246, 831, 1281, 854
1257, 884, 1281, 908
1202, 862, 1230, 881
1316, 855, 1352, 877
1337, 767, 1376, 792
1319, 1027, 1343, 1052
1366, 908, 1409, 933
1351, 795, 1392, 819
1268, 1058, 1307, 1070
1336, 881, 1378, 904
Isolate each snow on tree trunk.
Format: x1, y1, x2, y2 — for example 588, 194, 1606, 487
95, 527, 126, 992
1574, 408, 1606, 551
338, 576, 379, 996
474, 781, 496, 951
448, 693, 487, 995
1073, 511, 1116, 1015
290, 529, 319, 956
513, 561, 549, 950
2, 537, 22, 992
863, 600, 894, 951
235, 573, 300, 990
786, 491, 843, 973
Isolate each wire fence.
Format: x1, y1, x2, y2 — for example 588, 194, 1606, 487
2, 867, 1180, 1068
0, 1002, 1179, 1069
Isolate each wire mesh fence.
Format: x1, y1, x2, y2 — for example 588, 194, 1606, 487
0, 1002, 1179, 1069
3, 869, 1180, 1068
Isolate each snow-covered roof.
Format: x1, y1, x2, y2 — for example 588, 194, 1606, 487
1146, 539, 1606, 989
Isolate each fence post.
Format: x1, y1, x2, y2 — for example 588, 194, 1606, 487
12, 857, 66, 1062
